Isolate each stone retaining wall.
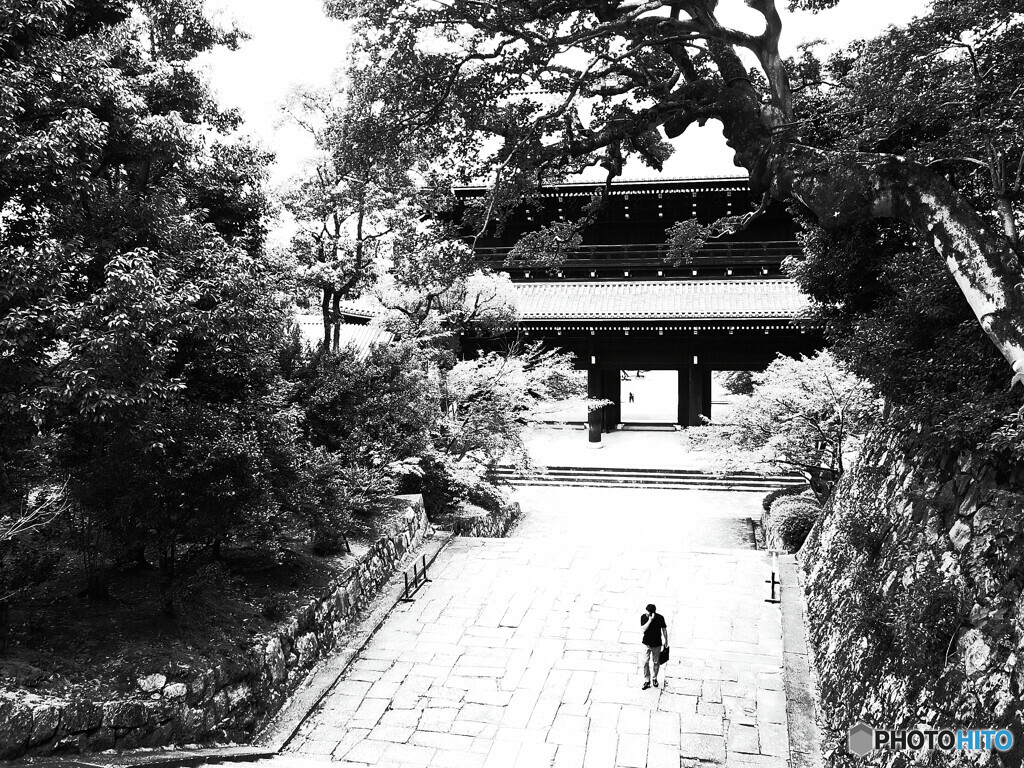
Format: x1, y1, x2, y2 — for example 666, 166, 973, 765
436, 501, 521, 538
0, 495, 430, 760
801, 427, 1024, 766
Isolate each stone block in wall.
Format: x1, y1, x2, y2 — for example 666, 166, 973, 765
163, 683, 188, 701
437, 501, 521, 538
294, 633, 317, 668
102, 701, 148, 729
88, 727, 116, 751
0, 696, 33, 759
28, 703, 61, 747
264, 637, 286, 683
62, 698, 103, 734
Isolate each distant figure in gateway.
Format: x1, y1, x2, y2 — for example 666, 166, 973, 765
628, 392, 635, 403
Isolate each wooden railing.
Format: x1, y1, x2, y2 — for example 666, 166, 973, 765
475, 240, 800, 267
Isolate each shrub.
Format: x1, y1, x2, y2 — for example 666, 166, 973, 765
401, 452, 510, 520
720, 370, 755, 396
466, 477, 508, 514
769, 497, 822, 552
762, 484, 810, 511
402, 453, 468, 519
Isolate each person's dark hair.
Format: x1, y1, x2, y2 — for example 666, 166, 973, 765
646, 603, 656, 613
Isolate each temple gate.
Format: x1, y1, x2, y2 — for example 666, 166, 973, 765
458, 176, 824, 444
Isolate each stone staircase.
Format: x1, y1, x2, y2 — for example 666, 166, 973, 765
493, 465, 805, 492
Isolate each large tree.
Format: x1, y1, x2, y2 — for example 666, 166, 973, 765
324, 0, 1024, 384
0, 0, 294, 604
280, 43, 467, 350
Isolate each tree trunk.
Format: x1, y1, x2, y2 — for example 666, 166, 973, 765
158, 543, 176, 616
995, 195, 1020, 250
83, 566, 109, 599
767, 144, 1024, 384
699, 42, 1024, 385
80, 537, 109, 599
321, 288, 332, 351
331, 292, 341, 352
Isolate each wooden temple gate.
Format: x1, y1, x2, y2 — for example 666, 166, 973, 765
458, 176, 825, 444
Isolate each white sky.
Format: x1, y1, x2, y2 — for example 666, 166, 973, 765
197, 0, 929, 183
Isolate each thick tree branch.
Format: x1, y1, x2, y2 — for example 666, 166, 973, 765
770, 144, 1024, 384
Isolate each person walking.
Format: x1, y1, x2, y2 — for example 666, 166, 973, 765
640, 603, 668, 689
628, 392, 635, 403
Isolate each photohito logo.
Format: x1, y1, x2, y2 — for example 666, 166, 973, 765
847, 721, 1014, 756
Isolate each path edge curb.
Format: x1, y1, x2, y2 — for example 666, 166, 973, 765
779, 554, 825, 768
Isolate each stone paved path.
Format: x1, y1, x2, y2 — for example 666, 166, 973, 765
286, 487, 790, 767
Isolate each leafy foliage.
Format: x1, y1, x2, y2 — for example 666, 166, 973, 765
761, 483, 810, 512
438, 343, 584, 468
768, 495, 821, 553
0, 0, 302, 610
683, 351, 878, 499
788, 213, 1019, 456
793, 3, 1023, 247
377, 230, 518, 343
505, 222, 585, 269
731, 351, 876, 478
719, 370, 755, 396
785, 1, 1024, 453
664, 219, 712, 266
301, 343, 435, 463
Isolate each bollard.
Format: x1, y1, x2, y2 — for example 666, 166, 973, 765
422, 554, 431, 583
764, 552, 781, 604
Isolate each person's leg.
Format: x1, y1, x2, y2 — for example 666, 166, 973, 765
642, 646, 652, 683
652, 645, 661, 685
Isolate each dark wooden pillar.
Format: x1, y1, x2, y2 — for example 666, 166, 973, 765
601, 369, 621, 430
701, 367, 713, 422
677, 366, 690, 426
687, 365, 703, 427
587, 367, 603, 443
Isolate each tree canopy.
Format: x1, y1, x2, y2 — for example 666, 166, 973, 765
324, 0, 1024, 385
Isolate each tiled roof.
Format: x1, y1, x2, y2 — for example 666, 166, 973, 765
337, 300, 377, 319
294, 315, 395, 358
515, 280, 809, 321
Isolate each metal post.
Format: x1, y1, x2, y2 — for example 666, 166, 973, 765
765, 552, 781, 604
403, 572, 410, 602
422, 554, 430, 582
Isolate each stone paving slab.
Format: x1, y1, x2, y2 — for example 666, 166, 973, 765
285, 486, 795, 767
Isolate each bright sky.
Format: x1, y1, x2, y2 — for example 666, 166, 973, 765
197, 0, 930, 183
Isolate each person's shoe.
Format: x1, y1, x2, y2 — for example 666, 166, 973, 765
653, 680, 659, 688
642, 682, 651, 690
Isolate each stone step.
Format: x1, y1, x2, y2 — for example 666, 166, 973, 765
502, 478, 786, 492
503, 465, 803, 477
494, 466, 804, 491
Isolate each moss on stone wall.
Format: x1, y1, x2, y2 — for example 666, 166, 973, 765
802, 425, 1024, 767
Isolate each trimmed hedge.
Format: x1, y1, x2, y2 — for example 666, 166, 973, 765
766, 493, 822, 553
761, 483, 810, 512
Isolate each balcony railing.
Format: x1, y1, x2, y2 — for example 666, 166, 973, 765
475, 240, 799, 267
